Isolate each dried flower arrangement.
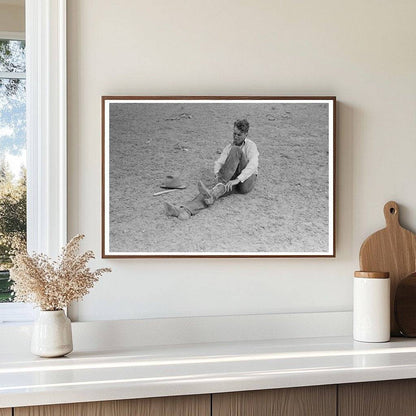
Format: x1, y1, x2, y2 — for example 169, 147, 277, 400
10, 234, 111, 311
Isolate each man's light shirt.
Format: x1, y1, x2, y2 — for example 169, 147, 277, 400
214, 138, 259, 183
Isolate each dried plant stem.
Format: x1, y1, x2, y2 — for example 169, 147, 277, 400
10, 234, 111, 310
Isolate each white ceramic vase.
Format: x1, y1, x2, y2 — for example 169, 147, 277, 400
31, 310, 73, 357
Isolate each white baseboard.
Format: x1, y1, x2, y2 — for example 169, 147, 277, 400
0, 311, 352, 353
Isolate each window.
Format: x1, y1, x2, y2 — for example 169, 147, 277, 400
0, 0, 67, 324
0, 34, 26, 306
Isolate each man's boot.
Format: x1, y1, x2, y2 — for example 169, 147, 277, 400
198, 181, 226, 206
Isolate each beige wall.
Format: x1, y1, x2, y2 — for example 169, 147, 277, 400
67, 0, 416, 321
0, 4, 24, 33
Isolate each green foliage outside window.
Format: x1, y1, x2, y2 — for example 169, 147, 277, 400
0, 38, 27, 303
0, 160, 26, 302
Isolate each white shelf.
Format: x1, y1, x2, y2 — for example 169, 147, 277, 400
2, 335, 416, 408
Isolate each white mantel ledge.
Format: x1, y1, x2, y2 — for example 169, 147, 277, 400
2, 336, 416, 408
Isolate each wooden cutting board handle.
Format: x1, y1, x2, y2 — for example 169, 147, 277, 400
359, 201, 416, 336
383, 201, 400, 228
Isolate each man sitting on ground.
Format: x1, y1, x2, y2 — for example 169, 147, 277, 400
165, 119, 259, 220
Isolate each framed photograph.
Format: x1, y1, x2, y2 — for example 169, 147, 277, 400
102, 96, 336, 258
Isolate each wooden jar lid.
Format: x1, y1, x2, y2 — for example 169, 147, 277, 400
354, 271, 390, 279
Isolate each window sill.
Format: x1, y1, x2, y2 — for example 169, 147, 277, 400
0, 303, 35, 324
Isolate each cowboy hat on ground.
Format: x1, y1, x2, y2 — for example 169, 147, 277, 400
160, 175, 187, 189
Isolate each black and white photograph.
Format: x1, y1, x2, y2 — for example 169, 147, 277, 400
102, 97, 335, 257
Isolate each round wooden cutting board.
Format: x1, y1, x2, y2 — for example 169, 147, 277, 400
359, 201, 416, 336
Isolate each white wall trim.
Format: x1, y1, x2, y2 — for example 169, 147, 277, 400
0, 71, 25, 79
0, 311, 353, 352
0, 31, 25, 40
73, 311, 353, 350
26, 0, 67, 257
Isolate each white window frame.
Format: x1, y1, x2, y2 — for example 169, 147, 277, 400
0, 0, 67, 323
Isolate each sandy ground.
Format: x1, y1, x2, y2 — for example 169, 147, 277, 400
108, 102, 330, 254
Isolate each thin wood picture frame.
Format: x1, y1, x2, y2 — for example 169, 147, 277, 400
102, 96, 336, 258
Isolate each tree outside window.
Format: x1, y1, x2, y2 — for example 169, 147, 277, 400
0, 38, 26, 302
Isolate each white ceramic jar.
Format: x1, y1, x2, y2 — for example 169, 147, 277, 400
353, 271, 390, 342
